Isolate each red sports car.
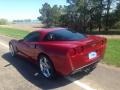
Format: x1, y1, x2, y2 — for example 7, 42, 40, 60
9, 28, 107, 79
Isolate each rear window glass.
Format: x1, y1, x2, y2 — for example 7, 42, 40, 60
44, 29, 86, 41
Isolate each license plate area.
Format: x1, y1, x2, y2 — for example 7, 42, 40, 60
88, 52, 97, 59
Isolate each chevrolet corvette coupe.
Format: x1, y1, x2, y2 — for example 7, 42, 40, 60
9, 28, 106, 79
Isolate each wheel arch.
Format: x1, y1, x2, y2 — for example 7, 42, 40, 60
9, 40, 15, 46
9, 40, 18, 53
9, 41, 12, 45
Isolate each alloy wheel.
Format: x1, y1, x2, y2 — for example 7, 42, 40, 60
39, 56, 51, 78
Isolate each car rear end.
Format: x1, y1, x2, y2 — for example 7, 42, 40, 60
66, 35, 107, 75
42, 28, 107, 76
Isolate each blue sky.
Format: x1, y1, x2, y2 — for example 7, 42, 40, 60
0, 0, 67, 21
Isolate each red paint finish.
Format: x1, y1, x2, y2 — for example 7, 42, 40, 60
9, 28, 107, 76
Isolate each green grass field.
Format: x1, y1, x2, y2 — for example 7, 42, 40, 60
104, 39, 120, 67
0, 27, 29, 39
0, 27, 120, 67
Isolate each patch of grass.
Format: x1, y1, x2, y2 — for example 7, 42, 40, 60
0, 27, 29, 39
103, 39, 120, 67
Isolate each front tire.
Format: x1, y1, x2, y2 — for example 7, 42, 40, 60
9, 44, 17, 57
39, 55, 56, 79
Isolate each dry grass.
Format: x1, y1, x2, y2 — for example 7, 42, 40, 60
98, 35, 120, 39
0, 23, 45, 31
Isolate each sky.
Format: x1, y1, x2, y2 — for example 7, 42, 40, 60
0, 0, 67, 21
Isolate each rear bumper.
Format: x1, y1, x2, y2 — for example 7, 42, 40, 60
71, 58, 100, 75
57, 56, 102, 76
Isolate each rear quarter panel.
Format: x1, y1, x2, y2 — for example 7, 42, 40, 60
39, 42, 73, 75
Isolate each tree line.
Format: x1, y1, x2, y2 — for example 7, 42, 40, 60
38, 0, 120, 32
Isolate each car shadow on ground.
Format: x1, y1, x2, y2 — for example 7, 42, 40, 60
2, 53, 89, 89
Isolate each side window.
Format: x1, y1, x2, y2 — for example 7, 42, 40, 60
44, 33, 65, 41
24, 32, 40, 42
44, 33, 56, 41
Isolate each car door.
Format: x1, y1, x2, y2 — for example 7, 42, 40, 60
17, 32, 41, 60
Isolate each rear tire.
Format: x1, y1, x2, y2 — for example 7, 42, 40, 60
9, 44, 17, 57
39, 55, 56, 79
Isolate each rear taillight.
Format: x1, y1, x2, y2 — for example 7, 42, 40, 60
68, 47, 83, 56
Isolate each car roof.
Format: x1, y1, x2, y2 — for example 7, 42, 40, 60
36, 27, 66, 34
